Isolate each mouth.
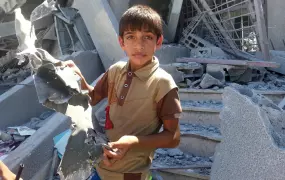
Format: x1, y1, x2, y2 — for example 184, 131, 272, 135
132, 53, 147, 58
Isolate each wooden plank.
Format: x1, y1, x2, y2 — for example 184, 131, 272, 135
177, 57, 280, 68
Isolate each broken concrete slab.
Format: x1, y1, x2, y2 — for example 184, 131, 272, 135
72, 0, 126, 70
0, 0, 26, 13
200, 74, 224, 89
211, 86, 285, 180
190, 47, 230, 59
155, 44, 190, 64
0, 21, 16, 38
167, 0, 183, 42
267, 51, 285, 75
3, 113, 70, 180
206, 64, 225, 83
159, 64, 184, 83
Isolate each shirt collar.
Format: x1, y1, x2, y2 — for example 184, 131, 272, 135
120, 56, 159, 81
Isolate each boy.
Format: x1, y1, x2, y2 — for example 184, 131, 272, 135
64, 5, 182, 180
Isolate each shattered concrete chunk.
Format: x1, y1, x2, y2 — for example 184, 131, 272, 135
0, 131, 12, 142
190, 47, 230, 59
200, 74, 224, 89
159, 64, 184, 83
167, 148, 183, 157
206, 64, 225, 83
155, 44, 190, 64
211, 87, 285, 180
0, 0, 26, 13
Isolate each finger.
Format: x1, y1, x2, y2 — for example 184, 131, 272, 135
102, 153, 112, 167
103, 147, 123, 160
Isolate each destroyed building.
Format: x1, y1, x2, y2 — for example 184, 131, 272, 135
0, 0, 285, 179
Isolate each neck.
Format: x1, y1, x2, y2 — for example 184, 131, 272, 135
130, 58, 153, 72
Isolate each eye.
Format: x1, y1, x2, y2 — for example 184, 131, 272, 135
126, 35, 135, 40
144, 36, 153, 40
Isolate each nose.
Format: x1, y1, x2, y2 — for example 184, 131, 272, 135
134, 38, 145, 50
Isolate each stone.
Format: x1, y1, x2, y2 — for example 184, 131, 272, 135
13, 134, 26, 142
156, 149, 168, 156
155, 44, 190, 64
159, 64, 184, 83
39, 111, 54, 120
191, 157, 198, 162
206, 64, 225, 83
190, 47, 230, 59
200, 74, 224, 89
211, 87, 285, 180
0, 131, 12, 142
167, 148, 183, 157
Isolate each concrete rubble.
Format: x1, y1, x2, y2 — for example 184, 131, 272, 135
211, 86, 285, 180
0, 111, 54, 161
1, 0, 285, 179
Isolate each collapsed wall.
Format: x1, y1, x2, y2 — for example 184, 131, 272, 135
211, 86, 285, 180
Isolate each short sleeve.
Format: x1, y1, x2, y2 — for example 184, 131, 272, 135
155, 70, 177, 103
157, 88, 182, 121
89, 71, 109, 106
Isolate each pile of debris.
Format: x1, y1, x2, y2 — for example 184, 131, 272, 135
0, 0, 95, 95
152, 148, 212, 175
0, 111, 54, 161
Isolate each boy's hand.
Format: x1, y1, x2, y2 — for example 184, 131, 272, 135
61, 60, 82, 76
102, 135, 138, 166
0, 161, 22, 180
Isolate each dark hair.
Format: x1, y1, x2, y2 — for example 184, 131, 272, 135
119, 5, 163, 39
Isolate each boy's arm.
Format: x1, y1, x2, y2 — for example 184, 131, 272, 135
103, 88, 181, 163
132, 88, 181, 148
87, 71, 109, 106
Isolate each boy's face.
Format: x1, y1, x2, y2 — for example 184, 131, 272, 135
119, 29, 163, 70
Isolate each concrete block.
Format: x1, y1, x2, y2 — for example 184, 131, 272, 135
159, 64, 184, 83
155, 44, 190, 64
72, 0, 126, 70
206, 64, 225, 83
108, 0, 129, 21
190, 47, 230, 59
167, 0, 183, 42
61, 51, 105, 84
3, 113, 71, 180
0, 77, 48, 129
200, 74, 224, 89
174, 62, 204, 78
0, 21, 16, 38
0, 0, 26, 13
268, 51, 285, 75
211, 87, 285, 180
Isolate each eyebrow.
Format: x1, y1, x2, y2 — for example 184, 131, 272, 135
124, 30, 154, 36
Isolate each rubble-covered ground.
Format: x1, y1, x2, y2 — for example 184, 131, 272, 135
181, 100, 223, 109
0, 110, 54, 161
152, 148, 212, 175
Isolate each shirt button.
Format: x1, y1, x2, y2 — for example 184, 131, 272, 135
120, 96, 124, 99
124, 84, 128, 88
128, 72, 132, 76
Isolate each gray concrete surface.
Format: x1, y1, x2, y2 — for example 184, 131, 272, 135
62, 51, 105, 84
267, 0, 285, 51
155, 44, 190, 64
211, 87, 285, 180
3, 113, 71, 180
73, 0, 126, 70
108, 0, 129, 21
0, 76, 48, 128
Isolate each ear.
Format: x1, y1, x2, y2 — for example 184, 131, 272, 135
118, 36, 125, 49
155, 35, 163, 50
